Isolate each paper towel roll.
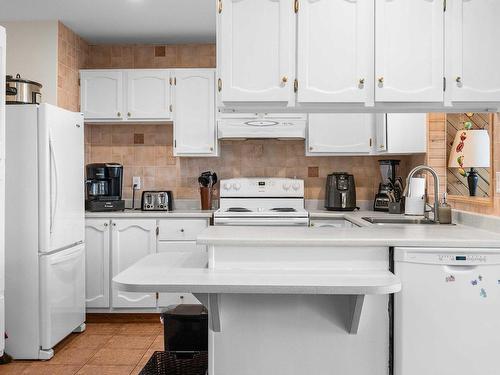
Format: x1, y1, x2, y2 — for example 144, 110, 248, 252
408, 177, 426, 198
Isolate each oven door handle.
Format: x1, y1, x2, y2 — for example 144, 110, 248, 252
214, 217, 309, 226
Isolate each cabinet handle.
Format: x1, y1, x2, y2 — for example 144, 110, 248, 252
117, 112, 121, 117
217, 78, 222, 92
281, 76, 288, 84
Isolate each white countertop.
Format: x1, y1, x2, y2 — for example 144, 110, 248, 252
113, 253, 401, 295
85, 209, 213, 219
198, 211, 500, 248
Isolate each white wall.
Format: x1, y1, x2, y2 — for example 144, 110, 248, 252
0, 21, 58, 105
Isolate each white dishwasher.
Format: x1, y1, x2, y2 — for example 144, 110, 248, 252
394, 247, 500, 375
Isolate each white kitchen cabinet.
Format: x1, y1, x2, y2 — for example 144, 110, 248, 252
127, 70, 172, 120
80, 70, 124, 120
375, 0, 444, 102
384, 113, 427, 154
85, 219, 110, 308
297, 0, 374, 105
156, 218, 209, 308
446, 0, 500, 103
111, 219, 157, 308
306, 114, 375, 155
217, 0, 295, 105
172, 69, 217, 156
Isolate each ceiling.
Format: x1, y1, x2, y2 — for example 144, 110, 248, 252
0, 0, 216, 44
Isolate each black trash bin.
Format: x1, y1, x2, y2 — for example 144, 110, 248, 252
161, 304, 208, 352
139, 304, 209, 375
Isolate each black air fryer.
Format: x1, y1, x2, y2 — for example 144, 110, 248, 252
325, 172, 357, 211
85, 163, 125, 212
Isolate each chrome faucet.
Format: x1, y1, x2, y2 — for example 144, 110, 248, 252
404, 165, 440, 223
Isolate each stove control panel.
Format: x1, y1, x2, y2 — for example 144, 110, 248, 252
220, 178, 304, 197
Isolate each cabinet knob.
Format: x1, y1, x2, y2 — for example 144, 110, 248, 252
117, 112, 121, 117
112, 223, 116, 227
127, 112, 131, 117
180, 228, 185, 233
209, 147, 214, 152
377, 77, 384, 86
456, 76, 462, 86
104, 222, 108, 227
309, 146, 313, 151
281, 76, 288, 84
359, 78, 365, 85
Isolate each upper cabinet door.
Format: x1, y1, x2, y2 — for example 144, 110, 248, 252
126, 70, 172, 120
297, 0, 374, 105
446, 0, 500, 102
173, 70, 217, 156
218, 0, 295, 104
307, 113, 374, 154
375, 0, 444, 102
80, 71, 124, 120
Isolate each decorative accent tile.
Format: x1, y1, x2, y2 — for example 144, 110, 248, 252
134, 133, 144, 144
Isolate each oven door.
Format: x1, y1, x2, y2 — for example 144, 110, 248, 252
214, 216, 309, 226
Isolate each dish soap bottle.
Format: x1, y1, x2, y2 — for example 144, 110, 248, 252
438, 193, 452, 224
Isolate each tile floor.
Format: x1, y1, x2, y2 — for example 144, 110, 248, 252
0, 315, 164, 375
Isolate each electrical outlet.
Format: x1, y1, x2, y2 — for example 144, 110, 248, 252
132, 176, 141, 190
496, 173, 500, 194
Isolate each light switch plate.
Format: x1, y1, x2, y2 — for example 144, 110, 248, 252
496, 173, 500, 194
133, 176, 141, 190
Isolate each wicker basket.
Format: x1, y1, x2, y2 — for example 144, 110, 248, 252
139, 351, 208, 375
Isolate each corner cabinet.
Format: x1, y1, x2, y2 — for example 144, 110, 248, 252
217, 0, 296, 106
85, 219, 110, 308
80, 71, 124, 120
296, 0, 374, 105
111, 219, 157, 308
375, 0, 444, 102
172, 69, 217, 156
446, 0, 500, 103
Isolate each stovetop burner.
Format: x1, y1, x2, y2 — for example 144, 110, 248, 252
270, 207, 297, 212
226, 207, 253, 212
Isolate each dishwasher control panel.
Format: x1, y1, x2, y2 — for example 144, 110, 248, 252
395, 248, 500, 265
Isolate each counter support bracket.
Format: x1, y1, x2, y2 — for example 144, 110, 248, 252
347, 295, 365, 334
193, 293, 221, 333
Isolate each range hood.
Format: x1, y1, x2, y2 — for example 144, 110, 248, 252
217, 114, 307, 140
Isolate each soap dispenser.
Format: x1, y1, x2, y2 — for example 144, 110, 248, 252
438, 193, 452, 224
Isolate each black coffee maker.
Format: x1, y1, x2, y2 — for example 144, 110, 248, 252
85, 163, 125, 212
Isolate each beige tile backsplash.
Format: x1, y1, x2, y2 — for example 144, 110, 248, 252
85, 124, 415, 201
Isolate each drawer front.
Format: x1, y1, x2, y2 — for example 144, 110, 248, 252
158, 219, 208, 241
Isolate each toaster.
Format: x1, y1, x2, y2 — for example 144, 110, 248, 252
141, 191, 173, 211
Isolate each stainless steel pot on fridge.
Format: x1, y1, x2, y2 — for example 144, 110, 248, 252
6, 74, 42, 104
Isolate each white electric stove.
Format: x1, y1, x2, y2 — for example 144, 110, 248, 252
214, 178, 309, 226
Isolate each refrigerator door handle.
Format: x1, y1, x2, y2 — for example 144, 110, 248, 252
49, 134, 58, 234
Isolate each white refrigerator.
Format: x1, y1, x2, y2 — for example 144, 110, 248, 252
5, 104, 85, 360
0, 26, 6, 359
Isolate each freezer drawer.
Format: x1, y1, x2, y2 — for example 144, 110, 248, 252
394, 247, 500, 375
40, 244, 85, 349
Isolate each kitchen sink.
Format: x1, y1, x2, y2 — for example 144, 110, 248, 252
362, 217, 439, 225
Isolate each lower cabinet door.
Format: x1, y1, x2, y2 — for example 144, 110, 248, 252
157, 242, 207, 308
85, 219, 110, 308
111, 219, 157, 308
